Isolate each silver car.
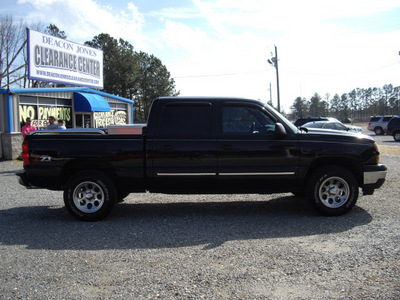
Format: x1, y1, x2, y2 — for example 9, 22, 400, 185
303, 121, 363, 133
367, 115, 399, 135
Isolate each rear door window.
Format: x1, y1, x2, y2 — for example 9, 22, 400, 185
323, 123, 336, 129
390, 118, 400, 125
158, 103, 212, 137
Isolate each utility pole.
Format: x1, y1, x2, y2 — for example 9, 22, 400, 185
268, 45, 281, 112
268, 82, 272, 105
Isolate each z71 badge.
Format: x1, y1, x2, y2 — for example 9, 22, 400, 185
34, 155, 52, 162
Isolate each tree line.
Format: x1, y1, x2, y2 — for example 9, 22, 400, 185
0, 15, 179, 122
290, 85, 400, 122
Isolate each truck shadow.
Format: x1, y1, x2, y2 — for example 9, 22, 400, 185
0, 195, 372, 251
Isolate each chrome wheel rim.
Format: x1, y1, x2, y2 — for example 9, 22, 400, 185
73, 181, 104, 213
319, 176, 350, 208
394, 133, 400, 141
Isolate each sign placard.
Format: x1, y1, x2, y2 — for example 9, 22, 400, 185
27, 28, 103, 89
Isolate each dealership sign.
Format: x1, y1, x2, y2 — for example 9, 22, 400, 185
27, 28, 103, 89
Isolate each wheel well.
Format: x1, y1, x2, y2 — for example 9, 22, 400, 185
60, 160, 117, 188
306, 158, 363, 186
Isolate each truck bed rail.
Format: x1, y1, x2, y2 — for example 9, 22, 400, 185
29, 129, 106, 135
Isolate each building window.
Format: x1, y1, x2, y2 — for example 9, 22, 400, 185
19, 95, 72, 129
93, 103, 128, 128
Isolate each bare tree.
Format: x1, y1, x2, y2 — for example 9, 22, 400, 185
0, 15, 27, 88
22, 21, 45, 88
0, 15, 46, 88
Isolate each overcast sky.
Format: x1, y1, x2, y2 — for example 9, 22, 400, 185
3, 0, 400, 112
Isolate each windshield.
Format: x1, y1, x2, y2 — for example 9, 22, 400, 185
303, 122, 324, 128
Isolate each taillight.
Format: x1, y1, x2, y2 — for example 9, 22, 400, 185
22, 140, 30, 165
368, 122, 371, 126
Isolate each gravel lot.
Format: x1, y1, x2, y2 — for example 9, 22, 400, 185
0, 131, 399, 299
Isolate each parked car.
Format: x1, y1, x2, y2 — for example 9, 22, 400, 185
367, 115, 399, 135
294, 117, 339, 127
386, 116, 400, 142
302, 120, 363, 133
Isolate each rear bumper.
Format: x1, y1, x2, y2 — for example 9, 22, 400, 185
16, 171, 30, 187
16, 167, 63, 190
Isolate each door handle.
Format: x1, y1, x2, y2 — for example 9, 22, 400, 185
221, 144, 235, 150
160, 145, 174, 151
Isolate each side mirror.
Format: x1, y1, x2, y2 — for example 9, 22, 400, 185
275, 122, 287, 139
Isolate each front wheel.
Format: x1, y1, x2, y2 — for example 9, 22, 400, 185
64, 170, 117, 221
307, 166, 359, 216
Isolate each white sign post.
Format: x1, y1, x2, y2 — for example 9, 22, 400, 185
27, 28, 104, 89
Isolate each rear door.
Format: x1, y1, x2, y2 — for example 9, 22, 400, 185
147, 101, 218, 192
217, 102, 300, 192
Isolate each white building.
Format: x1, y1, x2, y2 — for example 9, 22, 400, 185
0, 87, 134, 160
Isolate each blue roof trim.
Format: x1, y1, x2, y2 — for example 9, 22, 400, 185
5, 92, 13, 132
74, 92, 111, 112
0, 87, 134, 104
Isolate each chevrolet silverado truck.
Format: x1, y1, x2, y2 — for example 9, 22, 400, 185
18, 97, 387, 221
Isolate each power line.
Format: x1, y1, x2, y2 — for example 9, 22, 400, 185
174, 68, 273, 79
282, 61, 400, 77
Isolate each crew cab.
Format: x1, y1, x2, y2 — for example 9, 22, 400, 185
18, 97, 387, 221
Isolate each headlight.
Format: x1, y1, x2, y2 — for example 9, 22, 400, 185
374, 142, 380, 163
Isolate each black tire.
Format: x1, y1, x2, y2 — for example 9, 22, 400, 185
64, 170, 117, 221
374, 127, 384, 135
307, 166, 359, 216
393, 131, 400, 142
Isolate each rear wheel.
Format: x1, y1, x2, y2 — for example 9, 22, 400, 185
64, 170, 117, 221
374, 127, 384, 135
307, 166, 359, 216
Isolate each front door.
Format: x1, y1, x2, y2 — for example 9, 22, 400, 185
217, 102, 300, 192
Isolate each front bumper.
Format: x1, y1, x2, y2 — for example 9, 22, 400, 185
362, 163, 387, 194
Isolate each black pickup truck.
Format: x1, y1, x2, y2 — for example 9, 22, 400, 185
18, 97, 387, 221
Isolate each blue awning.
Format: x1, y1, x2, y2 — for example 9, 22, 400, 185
74, 92, 111, 112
